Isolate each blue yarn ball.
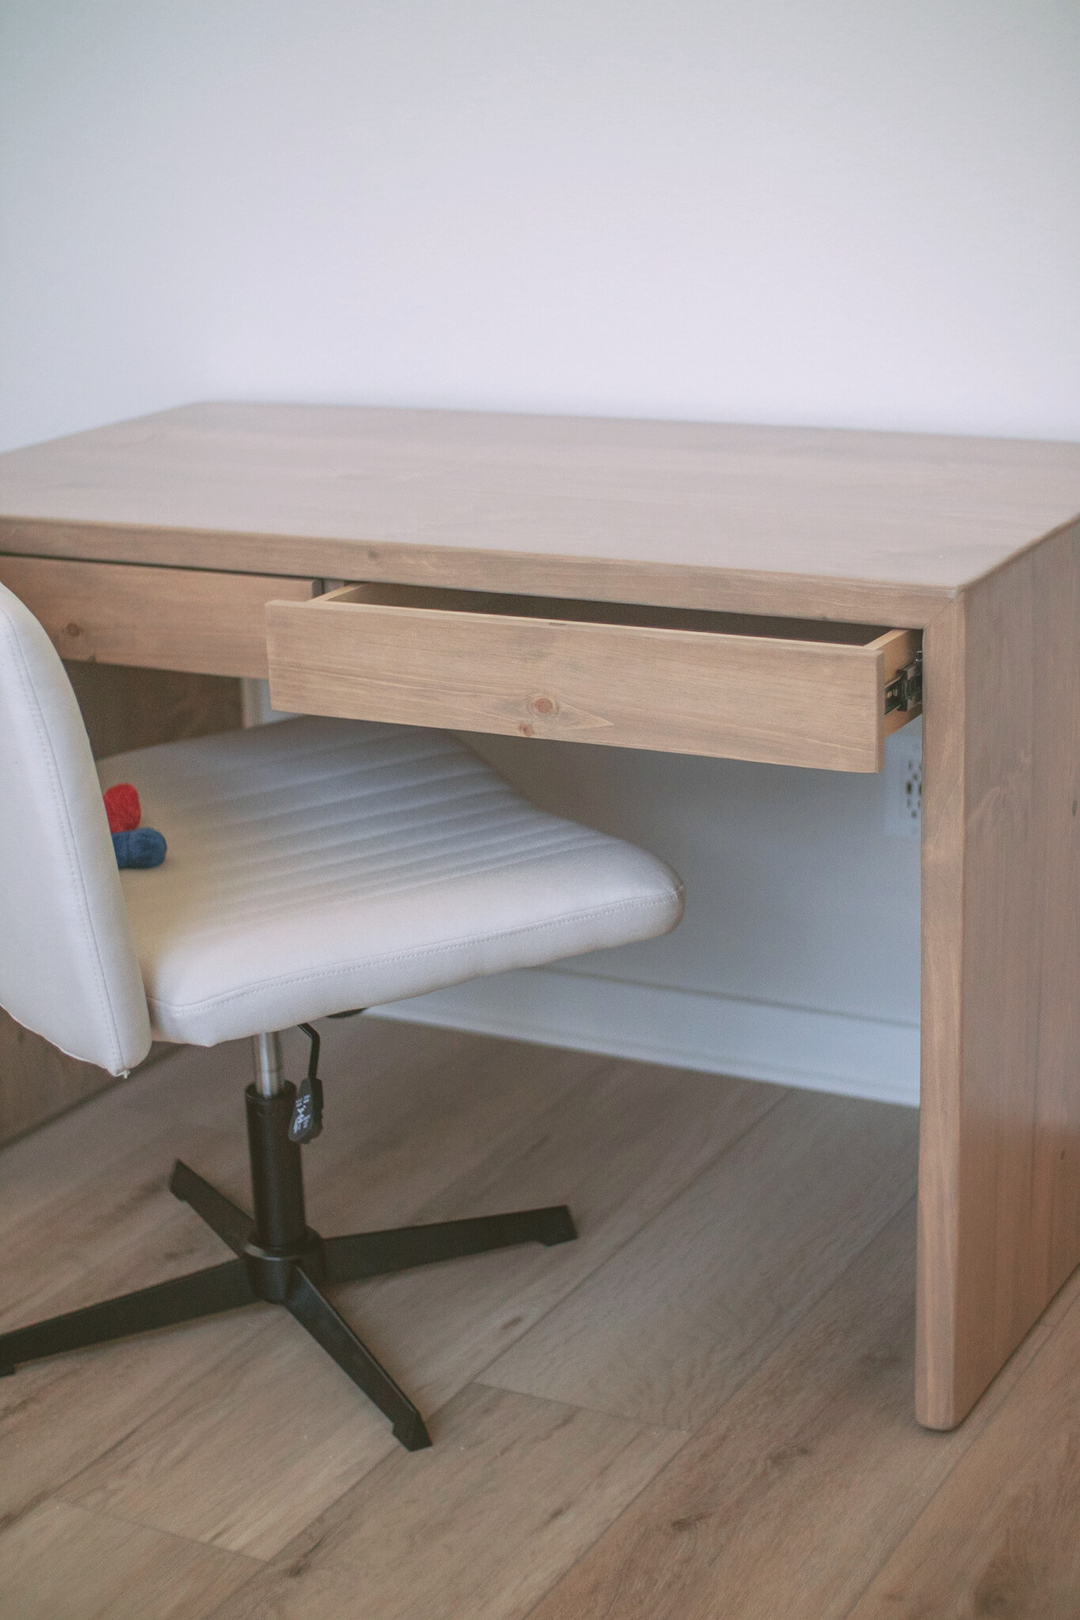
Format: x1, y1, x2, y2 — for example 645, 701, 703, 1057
112, 828, 167, 869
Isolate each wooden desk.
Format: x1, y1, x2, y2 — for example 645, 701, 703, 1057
2, 401, 1079, 1431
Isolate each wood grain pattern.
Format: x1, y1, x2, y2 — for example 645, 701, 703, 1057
0, 1499, 258, 1620
0, 514, 949, 627
482, 1088, 919, 1429
0, 554, 314, 678
0, 1121, 246, 1338
0, 1083, 270, 1531
2, 399, 1078, 1453
917, 518, 1080, 1427
64, 660, 242, 760
3, 1021, 1080, 1616
0, 1008, 124, 1149
0, 1040, 217, 1233
0, 1025, 597, 1538
320, 1049, 782, 1419
0, 1309, 264, 1548
207, 1383, 686, 1620
850, 1280, 1080, 1618
268, 586, 916, 771
3, 403, 1079, 621
60, 1045, 779, 1557
524, 1202, 1080, 1620
60, 1314, 401, 1560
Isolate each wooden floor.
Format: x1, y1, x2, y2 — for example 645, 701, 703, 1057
1, 1018, 1079, 1620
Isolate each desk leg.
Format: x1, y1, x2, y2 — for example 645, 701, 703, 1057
917, 520, 1080, 1428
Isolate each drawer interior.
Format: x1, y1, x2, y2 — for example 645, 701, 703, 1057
323, 582, 896, 649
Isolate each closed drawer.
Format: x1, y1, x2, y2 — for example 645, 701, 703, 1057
0, 556, 317, 679
267, 583, 921, 772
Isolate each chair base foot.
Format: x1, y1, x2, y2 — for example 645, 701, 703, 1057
0, 1153, 575, 1453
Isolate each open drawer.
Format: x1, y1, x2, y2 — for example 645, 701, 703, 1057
266, 583, 922, 772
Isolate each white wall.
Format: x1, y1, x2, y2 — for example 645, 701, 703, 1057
3, 2, 1078, 1102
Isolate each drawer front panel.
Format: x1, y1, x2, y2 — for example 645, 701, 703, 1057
267, 589, 920, 772
0, 556, 315, 680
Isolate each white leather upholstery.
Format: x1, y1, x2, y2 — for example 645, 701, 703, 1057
0, 583, 152, 1075
99, 716, 684, 1047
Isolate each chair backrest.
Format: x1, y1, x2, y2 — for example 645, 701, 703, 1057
0, 582, 151, 1075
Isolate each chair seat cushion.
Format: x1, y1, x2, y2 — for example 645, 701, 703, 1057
98, 717, 683, 1046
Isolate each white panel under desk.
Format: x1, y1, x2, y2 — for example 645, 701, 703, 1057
377, 968, 919, 1108
374, 730, 922, 1105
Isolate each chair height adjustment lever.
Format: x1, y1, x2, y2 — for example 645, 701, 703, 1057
289, 1023, 325, 1144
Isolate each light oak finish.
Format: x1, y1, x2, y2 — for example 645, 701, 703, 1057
482, 1088, 918, 1428
64, 660, 242, 760
2, 403, 1079, 623
917, 518, 1080, 1428
5, 1025, 1080, 1618
0, 1008, 126, 1149
526, 1203, 1080, 1620
63, 1315, 403, 1560
210, 1383, 685, 1620
0, 1499, 258, 1620
849, 1280, 1080, 1618
61, 1038, 779, 1557
2, 401, 1080, 1433
268, 584, 920, 770
0, 554, 315, 678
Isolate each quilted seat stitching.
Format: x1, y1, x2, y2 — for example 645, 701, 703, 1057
144, 890, 682, 1018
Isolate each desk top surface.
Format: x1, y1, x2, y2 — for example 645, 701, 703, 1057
2, 402, 1078, 625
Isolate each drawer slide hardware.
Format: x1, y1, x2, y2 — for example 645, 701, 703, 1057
885, 650, 923, 715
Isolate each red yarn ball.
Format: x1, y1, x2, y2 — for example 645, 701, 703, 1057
103, 782, 141, 833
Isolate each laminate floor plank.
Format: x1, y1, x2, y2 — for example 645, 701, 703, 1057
125, 1016, 600, 1143
59, 1313, 401, 1561
0, 1006, 135, 1151
0, 1019, 611, 1537
0, 1119, 269, 1531
287, 1019, 623, 1231
522, 1202, 1080, 1620
58, 1048, 778, 1557
121, 1020, 617, 1230
205, 1382, 687, 1620
0, 1316, 268, 1534
0, 1055, 194, 1232
0, 1123, 244, 1331
320, 1047, 783, 1413
11, 1023, 1074, 1619
483, 1088, 919, 1429
845, 1277, 1080, 1619
0, 1499, 259, 1620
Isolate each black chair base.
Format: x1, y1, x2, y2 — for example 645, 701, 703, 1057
0, 1081, 577, 1452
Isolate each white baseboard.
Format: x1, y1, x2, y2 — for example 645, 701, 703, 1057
375, 968, 920, 1108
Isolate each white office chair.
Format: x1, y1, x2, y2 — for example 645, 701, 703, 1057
0, 580, 683, 1448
